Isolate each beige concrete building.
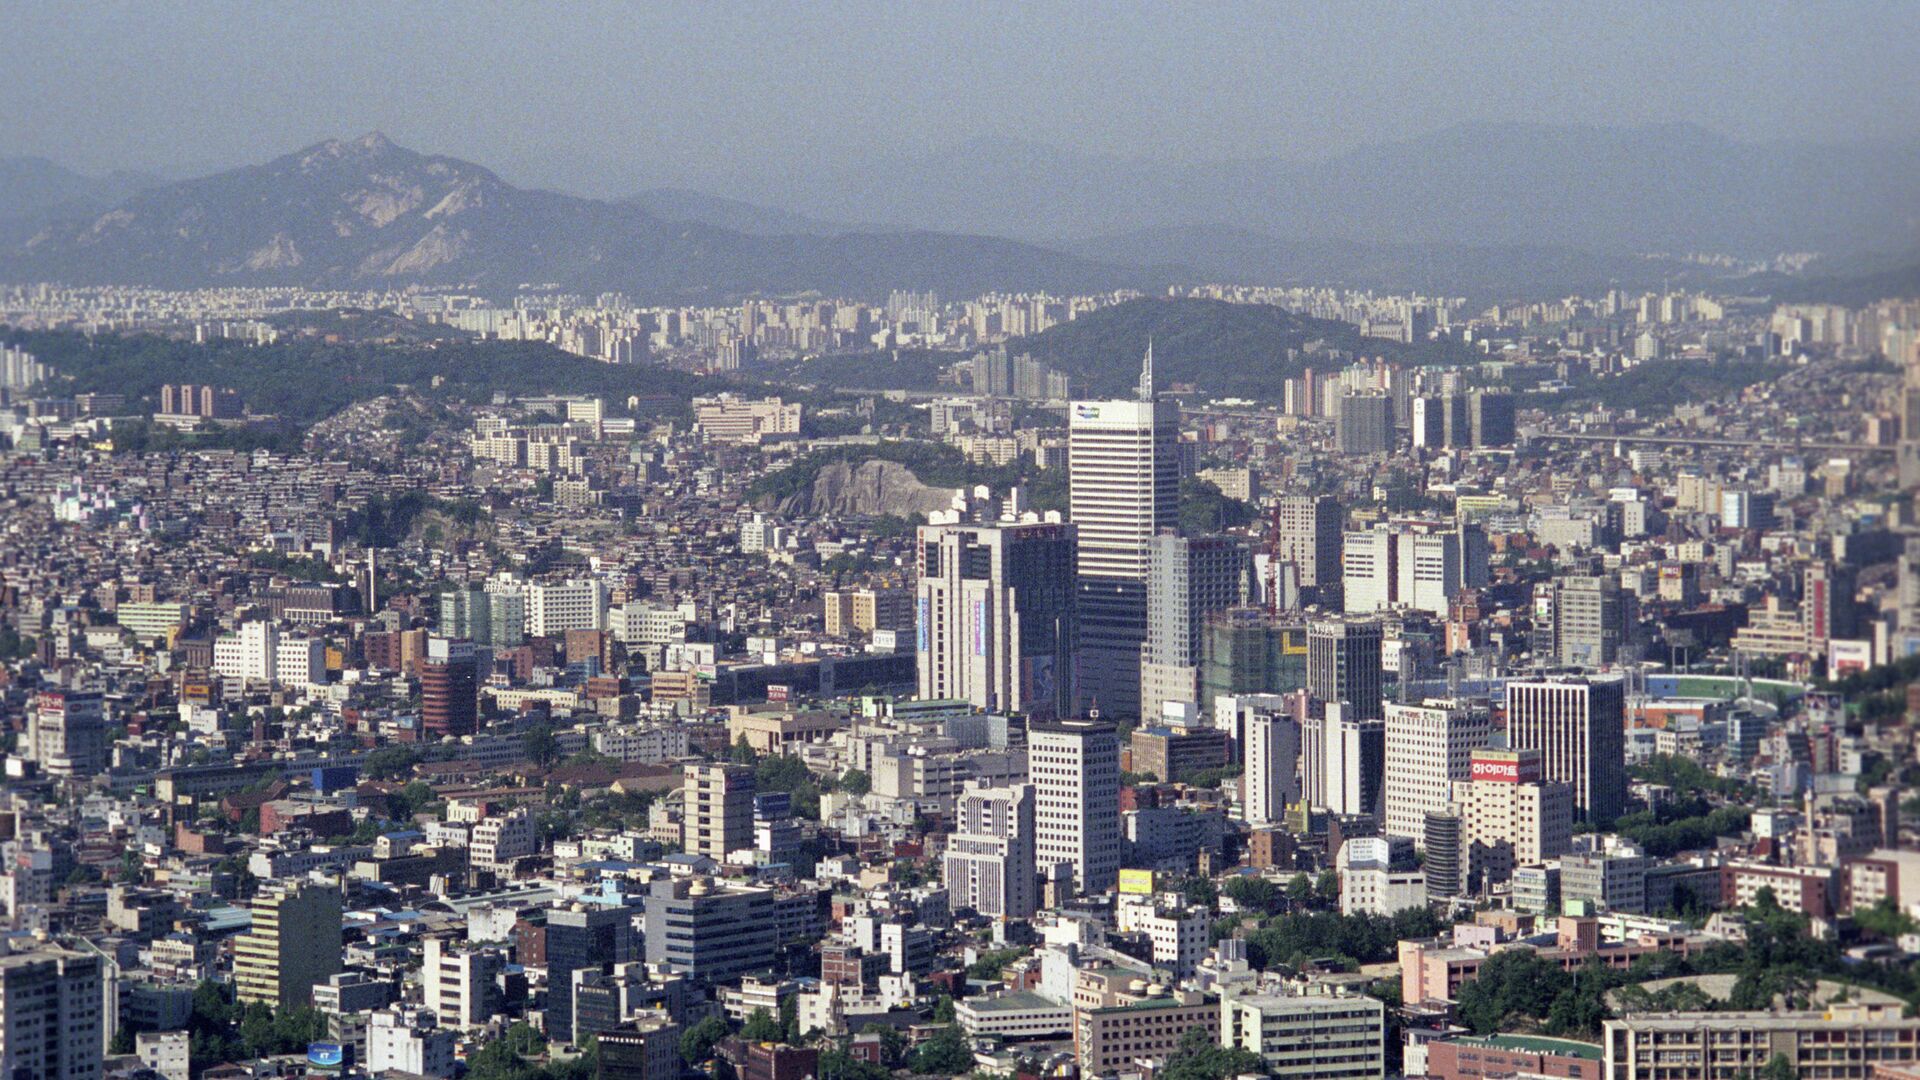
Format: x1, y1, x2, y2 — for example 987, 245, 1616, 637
1221, 989, 1386, 1080
1073, 990, 1217, 1075
1454, 748, 1573, 890
1603, 1004, 1920, 1080
682, 763, 755, 860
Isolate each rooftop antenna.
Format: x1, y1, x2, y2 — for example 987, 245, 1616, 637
1137, 337, 1155, 401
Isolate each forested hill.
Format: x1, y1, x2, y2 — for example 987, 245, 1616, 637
1020, 296, 1469, 399
1, 329, 726, 423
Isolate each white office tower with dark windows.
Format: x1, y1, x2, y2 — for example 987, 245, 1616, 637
1028, 717, 1121, 896
1069, 343, 1180, 720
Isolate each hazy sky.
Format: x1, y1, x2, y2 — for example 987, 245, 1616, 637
5, 0, 1916, 196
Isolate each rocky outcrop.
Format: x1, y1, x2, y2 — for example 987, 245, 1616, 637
769, 459, 958, 518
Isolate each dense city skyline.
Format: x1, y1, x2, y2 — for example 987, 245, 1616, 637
1, 7, 1916, 1080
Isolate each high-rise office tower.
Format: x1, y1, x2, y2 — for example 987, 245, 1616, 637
1382, 698, 1490, 845
545, 903, 639, 1042
0, 949, 103, 1080
1394, 530, 1463, 617
422, 936, 504, 1030
1242, 706, 1302, 826
1336, 392, 1395, 454
1802, 561, 1859, 653
1340, 529, 1397, 614
942, 783, 1038, 920
1720, 489, 1778, 531
1900, 363, 1920, 489
1468, 390, 1516, 447
484, 586, 528, 647
1320, 703, 1385, 818
421, 636, 479, 737
1069, 347, 1179, 720
1551, 575, 1632, 668
524, 578, 610, 638
1308, 618, 1385, 721
641, 878, 777, 982
1411, 395, 1445, 450
1272, 495, 1344, 591
1422, 811, 1464, 897
1505, 677, 1628, 824
682, 764, 755, 860
438, 585, 490, 641
1454, 748, 1574, 890
1141, 534, 1249, 719
1344, 521, 1486, 617
1199, 608, 1309, 712
1028, 718, 1121, 896
914, 520, 1078, 719
25, 688, 106, 778
1440, 392, 1472, 449
234, 880, 343, 1009
1899, 539, 1920, 638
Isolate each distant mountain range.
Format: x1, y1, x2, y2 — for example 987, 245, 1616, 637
0, 157, 162, 246
5, 123, 1919, 303
0, 134, 1138, 301
692, 123, 1920, 258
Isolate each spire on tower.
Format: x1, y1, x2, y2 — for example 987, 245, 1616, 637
1137, 336, 1155, 401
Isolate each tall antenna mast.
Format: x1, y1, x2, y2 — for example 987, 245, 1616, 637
1138, 337, 1155, 401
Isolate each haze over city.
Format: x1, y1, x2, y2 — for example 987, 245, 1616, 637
6, 3, 1918, 198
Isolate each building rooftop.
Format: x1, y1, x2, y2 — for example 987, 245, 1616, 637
1459, 1034, 1603, 1060
1606, 1005, 1915, 1031
962, 991, 1068, 1014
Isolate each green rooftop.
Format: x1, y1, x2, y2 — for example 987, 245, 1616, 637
964, 991, 1070, 1013
1463, 1034, 1603, 1061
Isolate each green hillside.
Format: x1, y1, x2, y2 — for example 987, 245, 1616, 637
1022, 296, 1468, 399
3, 329, 727, 424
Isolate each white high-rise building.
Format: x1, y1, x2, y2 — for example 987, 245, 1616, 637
1320, 703, 1384, 818
1341, 529, 1396, 614
524, 579, 609, 637
275, 635, 326, 689
1382, 698, 1490, 846
942, 783, 1037, 920
422, 937, 504, 1030
1069, 345, 1179, 720
26, 689, 106, 779
367, 1009, 456, 1078
213, 620, 278, 684
469, 807, 536, 870
1028, 718, 1121, 896
1242, 705, 1302, 826
0, 949, 103, 1080
212, 621, 325, 688
1343, 521, 1485, 617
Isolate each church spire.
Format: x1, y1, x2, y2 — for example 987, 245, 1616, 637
1137, 336, 1155, 401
